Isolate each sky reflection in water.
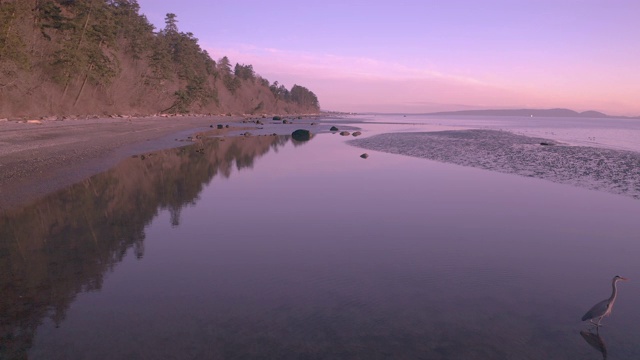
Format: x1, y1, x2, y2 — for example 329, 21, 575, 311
2, 118, 640, 359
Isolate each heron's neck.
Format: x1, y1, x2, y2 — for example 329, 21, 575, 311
609, 280, 619, 303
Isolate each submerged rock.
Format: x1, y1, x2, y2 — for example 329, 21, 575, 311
340, 131, 350, 136
352, 131, 362, 137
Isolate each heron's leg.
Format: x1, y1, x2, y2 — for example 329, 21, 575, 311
587, 319, 602, 327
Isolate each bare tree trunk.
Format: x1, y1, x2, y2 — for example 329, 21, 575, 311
77, 6, 93, 50
0, 9, 16, 55
62, 76, 71, 99
73, 64, 93, 107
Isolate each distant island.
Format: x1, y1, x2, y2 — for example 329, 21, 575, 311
426, 108, 638, 119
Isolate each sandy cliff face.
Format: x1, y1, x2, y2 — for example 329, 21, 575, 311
0, 48, 317, 118
0, 1, 319, 118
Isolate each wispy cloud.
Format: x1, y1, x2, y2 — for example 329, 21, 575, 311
205, 44, 482, 84
203, 44, 535, 112
203, 44, 640, 115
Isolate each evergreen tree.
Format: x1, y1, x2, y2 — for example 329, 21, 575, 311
234, 63, 254, 81
164, 13, 178, 35
218, 56, 240, 94
291, 85, 319, 109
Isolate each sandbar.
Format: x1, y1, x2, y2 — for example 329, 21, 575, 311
350, 129, 640, 200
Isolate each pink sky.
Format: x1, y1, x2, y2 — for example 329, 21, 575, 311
138, 0, 640, 116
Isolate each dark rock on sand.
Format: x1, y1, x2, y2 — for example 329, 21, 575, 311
291, 129, 312, 142
360, 153, 369, 159
340, 131, 351, 136
330, 126, 339, 132
352, 131, 362, 137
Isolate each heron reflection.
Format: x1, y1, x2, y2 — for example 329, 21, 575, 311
580, 329, 607, 360
582, 275, 628, 327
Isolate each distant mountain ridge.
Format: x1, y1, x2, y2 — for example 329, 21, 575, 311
426, 108, 638, 119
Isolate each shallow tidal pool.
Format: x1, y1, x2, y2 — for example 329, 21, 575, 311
2, 118, 640, 359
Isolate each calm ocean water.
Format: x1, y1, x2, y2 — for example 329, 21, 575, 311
2, 115, 639, 359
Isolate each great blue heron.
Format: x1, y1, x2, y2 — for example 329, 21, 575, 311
582, 275, 628, 327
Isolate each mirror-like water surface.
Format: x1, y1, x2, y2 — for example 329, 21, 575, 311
2, 116, 639, 359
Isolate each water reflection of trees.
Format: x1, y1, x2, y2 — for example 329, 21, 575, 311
0, 135, 291, 359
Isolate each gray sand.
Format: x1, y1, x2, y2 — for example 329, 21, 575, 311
0, 116, 228, 210
350, 129, 640, 200
0, 115, 333, 211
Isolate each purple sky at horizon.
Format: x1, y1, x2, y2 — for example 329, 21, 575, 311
136, 0, 640, 115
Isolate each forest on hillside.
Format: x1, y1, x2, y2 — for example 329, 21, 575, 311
0, 0, 320, 117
